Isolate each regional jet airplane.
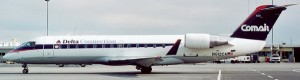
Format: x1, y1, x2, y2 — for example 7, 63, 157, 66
3, 4, 295, 74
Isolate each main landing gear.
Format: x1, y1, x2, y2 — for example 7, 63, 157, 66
136, 65, 152, 74
22, 64, 29, 74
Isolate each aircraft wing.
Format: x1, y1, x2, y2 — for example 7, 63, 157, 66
94, 56, 163, 67
94, 39, 182, 67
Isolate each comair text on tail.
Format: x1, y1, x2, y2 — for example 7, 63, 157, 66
230, 4, 297, 40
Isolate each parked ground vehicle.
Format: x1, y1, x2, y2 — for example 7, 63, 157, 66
251, 55, 260, 63
228, 58, 238, 63
221, 56, 251, 63
237, 56, 251, 63
5, 61, 15, 64
270, 54, 281, 63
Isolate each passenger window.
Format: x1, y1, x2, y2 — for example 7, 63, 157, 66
69, 44, 76, 49
35, 45, 43, 49
130, 44, 137, 48
105, 44, 111, 48
156, 44, 162, 48
87, 44, 93, 48
60, 44, 68, 49
78, 44, 85, 48
93, 44, 97, 48
118, 44, 123, 48
112, 44, 118, 48
139, 44, 144, 47
96, 44, 103, 48
165, 44, 172, 46
54, 44, 60, 49
147, 44, 154, 48
44, 45, 53, 49
125, 44, 130, 48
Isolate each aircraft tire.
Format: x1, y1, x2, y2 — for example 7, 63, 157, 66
80, 64, 86, 67
58, 64, 64, 67
23, 69, 28, 74
141, 67, 152, 74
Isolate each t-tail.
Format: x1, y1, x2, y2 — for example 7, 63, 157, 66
230, 4, 296, 40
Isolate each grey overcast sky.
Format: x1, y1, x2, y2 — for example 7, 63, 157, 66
0, 0, 299, 44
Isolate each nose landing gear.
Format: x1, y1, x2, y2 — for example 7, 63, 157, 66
22, 64, 28, 74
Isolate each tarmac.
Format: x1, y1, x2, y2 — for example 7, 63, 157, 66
0, 63, 300, 80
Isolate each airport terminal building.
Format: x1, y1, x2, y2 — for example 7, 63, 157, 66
254, 44, 300, 62
1, 42, 300, 63
0, 40, 20, 62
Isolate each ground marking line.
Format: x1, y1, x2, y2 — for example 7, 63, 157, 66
292, 69, 300, 72
250, 69, 275, 79
217, 70, 221, 80
268, 75, 273, 78
250, 69, 257, 71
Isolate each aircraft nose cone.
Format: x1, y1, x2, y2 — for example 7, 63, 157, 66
3, 54, 13, 61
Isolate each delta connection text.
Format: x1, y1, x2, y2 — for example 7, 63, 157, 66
59, 39, 118, 44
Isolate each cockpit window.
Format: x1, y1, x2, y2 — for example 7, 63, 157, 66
10, 41, 36, 53
20, 41, 36, 47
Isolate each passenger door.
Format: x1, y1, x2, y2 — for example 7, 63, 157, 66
43, 44, 54, 57
118, 40, 124, 52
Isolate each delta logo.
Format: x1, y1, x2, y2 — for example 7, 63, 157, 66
56, 39, 79, 44
56, 40, 61, 44
241, 23, 269, 32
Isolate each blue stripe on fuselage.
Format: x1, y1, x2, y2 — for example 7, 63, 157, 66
11, 43, 175, 52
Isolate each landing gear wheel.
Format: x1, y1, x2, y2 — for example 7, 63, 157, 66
23, 69, 29, 74
141, 67, 152, 74
22, 64, 29, 74
80, 64, 86, 67
58, 64, 64, 67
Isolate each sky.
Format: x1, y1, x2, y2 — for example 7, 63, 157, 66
0, 0, 299, 45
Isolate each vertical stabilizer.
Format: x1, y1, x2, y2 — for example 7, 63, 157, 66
230, 5, 291, 40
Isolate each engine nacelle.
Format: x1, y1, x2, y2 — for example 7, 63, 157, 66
184, 33, 228, 49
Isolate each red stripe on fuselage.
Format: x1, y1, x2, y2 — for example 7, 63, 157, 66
9, 49, 36, 53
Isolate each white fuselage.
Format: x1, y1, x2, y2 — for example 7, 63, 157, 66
3, 35, 266, 65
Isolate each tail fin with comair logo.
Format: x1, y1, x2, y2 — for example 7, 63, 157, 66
230, 4, 296, 40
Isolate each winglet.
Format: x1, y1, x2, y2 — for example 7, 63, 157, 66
166, 39, 181, 55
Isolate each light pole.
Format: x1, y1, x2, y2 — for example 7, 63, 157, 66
272, 0, 274, 5
45, 0, 49, 36
271, 0, 274, 55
